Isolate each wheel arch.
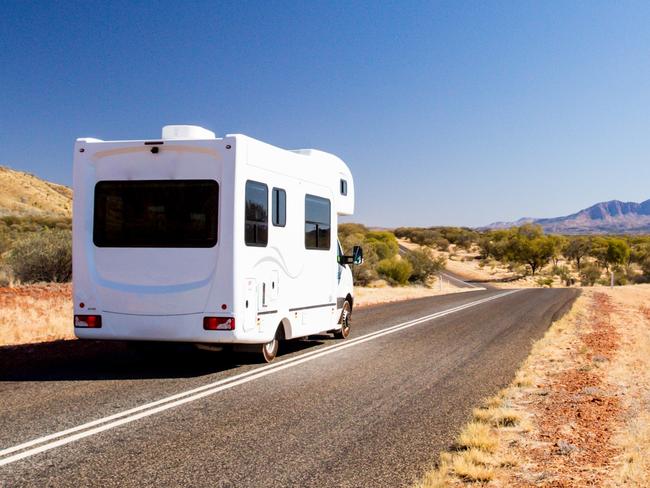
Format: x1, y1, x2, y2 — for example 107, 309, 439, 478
279, 316, 292, 339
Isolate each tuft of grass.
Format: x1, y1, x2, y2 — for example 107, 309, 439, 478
484, 394, 504, 409
472, 407, 522, 427
457, 422, 499, 453
452, 452, 495, 482
514, 370, 533, 388
415, 468, 450, 488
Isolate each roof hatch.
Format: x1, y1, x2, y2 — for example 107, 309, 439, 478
162, 125, 216, 140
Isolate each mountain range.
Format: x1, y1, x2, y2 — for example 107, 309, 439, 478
0, 164, 648, 234
486, 199, 650, 234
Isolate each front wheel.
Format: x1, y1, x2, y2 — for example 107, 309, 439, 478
333, 300, 352, 339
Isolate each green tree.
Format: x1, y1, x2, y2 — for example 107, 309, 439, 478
510, 231, 554, 276
563, 236, 591, 270
547, 235, 567, 266
605, 238, 630, 269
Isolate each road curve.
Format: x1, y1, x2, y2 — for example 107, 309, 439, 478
0, 287, 578, 487
396, 242, 485, 289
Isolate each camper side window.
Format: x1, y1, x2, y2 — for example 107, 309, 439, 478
340, 179, 348, 196
305, 194, 331, 250
245, 180, 268, 246
272, 188, 286, 227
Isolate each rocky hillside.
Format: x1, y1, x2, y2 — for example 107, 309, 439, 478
486, 199, 650, 234
0, 166, 72, 218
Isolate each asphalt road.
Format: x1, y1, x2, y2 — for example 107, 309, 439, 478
0, 287, 578, 487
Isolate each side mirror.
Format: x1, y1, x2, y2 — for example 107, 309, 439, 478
353, 246, 364, 265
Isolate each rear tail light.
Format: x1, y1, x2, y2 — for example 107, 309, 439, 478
75, 315, 102, 328
203, 317, 235, 331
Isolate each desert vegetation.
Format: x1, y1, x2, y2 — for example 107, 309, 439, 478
339, 223, 446, 286
0, 216, 72, 285
397, 224, 650, 288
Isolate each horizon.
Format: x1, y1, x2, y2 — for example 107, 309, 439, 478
2, 1, 650, 227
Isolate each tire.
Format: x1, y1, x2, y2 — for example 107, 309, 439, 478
261, 327, 282, 363
333, 300, 352, 339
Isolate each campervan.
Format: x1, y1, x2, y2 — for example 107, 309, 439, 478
72, 125, 362, 362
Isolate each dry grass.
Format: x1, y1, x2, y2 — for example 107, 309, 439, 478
606, 286, 650, 486
457, 422, 499, 453
0, 283, 73, 346
0, 166, 71, 217
452, 451, 495, 482
354, 280, 479, 308
472, 407, 521, 427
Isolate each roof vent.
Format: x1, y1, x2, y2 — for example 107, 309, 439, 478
162, 125, 216, 140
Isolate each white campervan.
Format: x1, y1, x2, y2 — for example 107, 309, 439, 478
72, 125, 362, 362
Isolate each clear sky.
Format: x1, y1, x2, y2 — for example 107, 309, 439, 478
1, 1, 649, 227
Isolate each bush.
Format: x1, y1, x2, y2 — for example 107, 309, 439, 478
432, 237, 450, 251
642, 257, 650, 282
377, 257, 413, 285
7, 229, 72, 283
365, 231, 399, 260
536, 277, 554, 288
613, 267, 628, 286
579, 263, 601, 287
406, 248, 445, 284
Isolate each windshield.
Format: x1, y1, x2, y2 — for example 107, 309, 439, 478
93, 180, 219, 248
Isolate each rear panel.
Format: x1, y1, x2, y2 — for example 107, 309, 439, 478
72, 137, 238, 341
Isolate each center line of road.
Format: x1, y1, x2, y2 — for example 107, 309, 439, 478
0, 290, 520, 467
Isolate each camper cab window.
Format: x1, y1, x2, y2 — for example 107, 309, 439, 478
272, 188, 286, 227
245, 180, 269, 246
93, 180, 218, 248
305, 194, 331, 250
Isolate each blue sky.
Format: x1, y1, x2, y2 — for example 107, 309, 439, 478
1, 1, 649, 227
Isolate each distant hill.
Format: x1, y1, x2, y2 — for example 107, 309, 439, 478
485, 199, 650, 234
0, 166, 72, 218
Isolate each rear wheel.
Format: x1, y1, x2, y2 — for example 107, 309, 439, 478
333, 300, 352, 339
261, 327, 282, 363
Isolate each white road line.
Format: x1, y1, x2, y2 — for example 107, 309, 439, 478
440, 272, 483, 289
0, 290, 520, 467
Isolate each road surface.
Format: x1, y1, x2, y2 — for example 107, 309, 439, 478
0, 287, 578, 487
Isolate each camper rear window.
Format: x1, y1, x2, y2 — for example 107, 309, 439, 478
93, 180, 219, 248
305, 195, 331, 250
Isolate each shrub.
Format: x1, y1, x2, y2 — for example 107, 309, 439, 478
365, 231, 399, 260
433, 237, 450, 251
642, 257, 650, 282
406, 248, 445, 284
377, 257, 412, 285
7, 229, 72, 283
579, 263, 601, 286
536, 277, 554, 288
351, 245, 380, 285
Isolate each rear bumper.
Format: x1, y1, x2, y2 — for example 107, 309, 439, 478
74, 312, 268, 344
